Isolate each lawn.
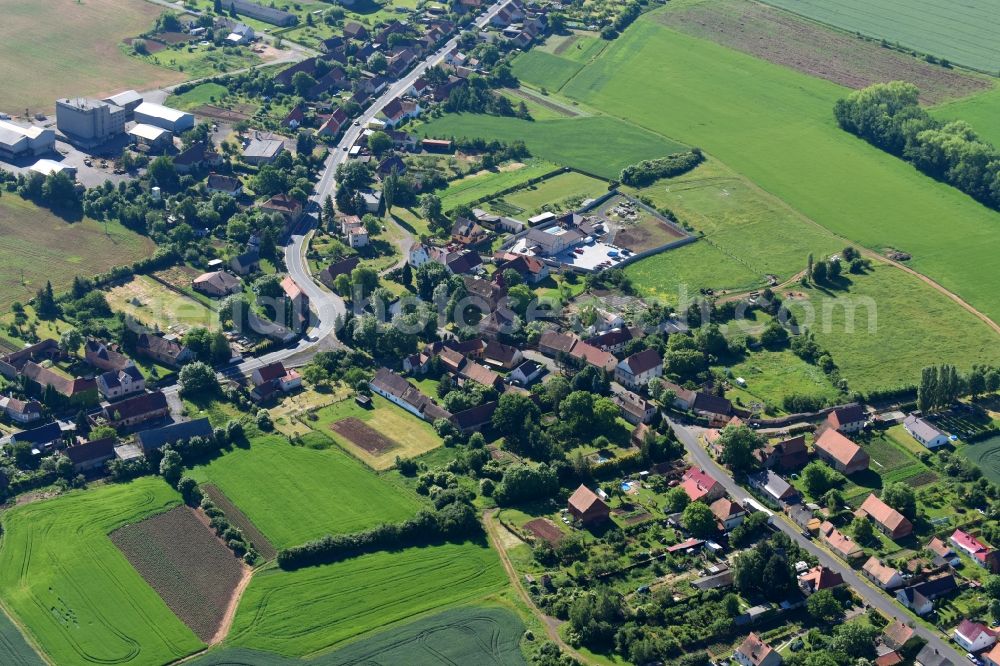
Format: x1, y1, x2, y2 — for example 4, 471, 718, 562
931, 84, 1000, 148
757, 0, 1000, 73
623, 157, 843, 299
106, 275, 219, 335
719, 349, 840, 412
438, 160, 560, 212
188, 433, 423, 549
781, 265, 1000, 394
418, 114, 688, 180
959, 433, 1000, 484
226, 542, 507, 657
0, 479, 202, 665
309, 394, 443, 469
558, 13, 1000, 325
499, 170, 608, 217
166, 82, 230, 111
0, 196, 155, 312
0, 0, 184, 112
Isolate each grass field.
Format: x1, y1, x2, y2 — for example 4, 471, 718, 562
0, 610, 44, 666
438, 160, 559, 212
419, 115, 687, 180
932, 84, 1000, 148
557, 13, 1000, 325
757, 0, 1000, 73
166, 82, 231, 111
106, 275, 219, 335
0, 196, 155, 312
499, 171, 608, 216
227, 542, 507, 657
133, 43, 260, 80
624, 158, 842, 299
720, 349, 840, 411
512, 32, 608, 93
781, 266, 1000, 393
309, 395, 443, 469
0, 0, 183, 112
959, 434, 1000, 484
0, 479, 202, 665
188, 433, 422, 549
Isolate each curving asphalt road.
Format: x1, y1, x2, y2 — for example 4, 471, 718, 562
668, 418, 966, 665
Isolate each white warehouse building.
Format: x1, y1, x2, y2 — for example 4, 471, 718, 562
134, 102, 195, 133
0, 120, 56, 160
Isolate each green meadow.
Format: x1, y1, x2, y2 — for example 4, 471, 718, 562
227, 542, 507, 657
554, 14, 1000, 325
932, 84, 1000, 148
189, 434, 422, 550
500, 170, 609, 216
512, 32, 608, 92
0, 479, 201, 665
419, 114, 687, 180
438, 160, 559, 211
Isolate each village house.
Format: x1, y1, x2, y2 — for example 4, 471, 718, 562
615, 348, 663, 390
192, 270, 242, 297
826, 404, 867, 433
896, 574, 958, 615
340, 215, 370, 249
755, 435, 809, 470
135, 417, 213, 455
281, 276, 311, 334
787, 503, 821, 534
665, 382, 734, 426
206, 173, 243, 196
101, 390, 169, 428
814, 428, 870, 474
862, 556, 905, 590
857, 493, 913, 539
64, 437, 116, 473
242, 138, 285, 165
750, 469, 800, 505
377, 155, 407, 179
21, 363, 97, 406
615, 390, 658, 425
820, 520, 864, 560
985, 644, 1000, 666
903, 414, 950, 449
927, 536, 961, 566
735, 633, 782, 666
0, 395, 43, 424
483, 341, 522, 370
567, 484, 610, 525
916, 644, 955, 666
378, 97, 422, 128
319, 256, 361, 288
586, 327, 641, 354
951, 529, 999, 572
136, 333, 193, 368
369, 368, 452, 422
681, 467, 725, 503
463, 276, 505, 313
451, 217, 490, 246
497, 254, 549, 284
96, 365, 145, 401
509, 359, 544, 387
881, 621, 917, 652
173, 141, 222, 174
710, 497, 747, 531
250, 361, 301, 403
449, 401, 498, 435
261, 194, 304, 229
318, 107, 349, 138
953, 620, 997, 653
8, 421, 64, 453
231, 249, 260, 276
84, 339, 132, 373
798, 566, 843, 595
569, 340, 618, 373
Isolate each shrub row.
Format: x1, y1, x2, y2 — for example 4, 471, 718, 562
619, 149, 704, 187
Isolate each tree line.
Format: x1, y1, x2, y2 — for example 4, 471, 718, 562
835, 82, 1000, 211
618, 149, 704, 187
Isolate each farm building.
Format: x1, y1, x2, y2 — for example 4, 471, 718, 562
0, 119, 55, 159
64, 437, 117, 473
856, 494, 913, 540
135, 417, 213, 454
223, 0, 298, 26
102, 90, 143, 117
134, 102, 194, 133
128, 123, 172, 151
369, 368, 452, 422
567, 485, 610, 525
903, 414, 949, 449
101, 391, 169, 428
29, 159, 76, 178
192, 270, 241, 297
826, 404, 866, 433
243, 138, 285, 165
814, 428, 869, 474
56, 98, 128, 146
136, 333, 193, 368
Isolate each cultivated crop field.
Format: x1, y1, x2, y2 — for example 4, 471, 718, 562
419, 115, 687, 180
659, 0, 990, 105
0, 197, 155, 312
111, 506, 245, 643
309, 395, 442, 469
0, 611, 43, 666
0, 479, 202, 665
624, 158, 841, 299
188, 434, 422, 549
438, 160, 560, 212
960, 434, 1000, 485
781, 266, 1000, 394
227, 542, 507, 657
558, 14, 1000, 325
757, 0, 1000, 73
0, 0, 183, 112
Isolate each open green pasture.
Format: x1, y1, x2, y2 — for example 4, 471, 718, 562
227, 542, 507, 657
438, 160, 559, 212
781, 266, 1000, 394
558, 14, 1000, 325
932, 84, 1000, 148
512, 33, 608, 92
166, 82, 230, 111
720, 349, 840, 410
498, 170, 608, 216
757, 0, 1000, 73
624, 158, 842, 298
188, 434, 422, 550
419, 114, 687, 180
0, 479, 202, 665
